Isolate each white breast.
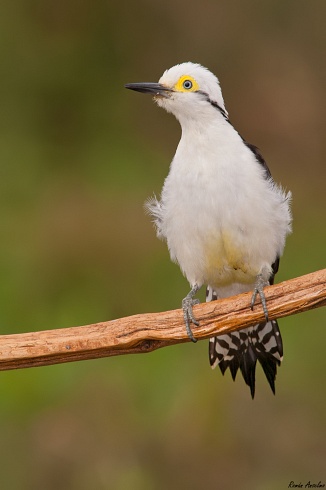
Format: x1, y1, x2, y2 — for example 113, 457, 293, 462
148, 117, 291, 289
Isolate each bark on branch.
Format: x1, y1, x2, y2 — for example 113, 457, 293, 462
0, 269, 325, 371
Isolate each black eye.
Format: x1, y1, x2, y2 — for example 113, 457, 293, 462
183, 79, 193, 90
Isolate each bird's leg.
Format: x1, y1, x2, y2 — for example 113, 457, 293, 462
250, 269, 270, 322
182, 284, 201, 343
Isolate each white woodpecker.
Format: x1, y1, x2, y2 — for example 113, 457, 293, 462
125, 62, 292, 398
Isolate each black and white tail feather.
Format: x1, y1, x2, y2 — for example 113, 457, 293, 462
207, 287, 283, 399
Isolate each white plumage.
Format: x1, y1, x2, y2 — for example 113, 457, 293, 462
126, 62, 292, 397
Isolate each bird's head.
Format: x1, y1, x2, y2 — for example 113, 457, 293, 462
125, 62, 228, 124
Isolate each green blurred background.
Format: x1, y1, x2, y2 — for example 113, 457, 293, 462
0, 0, 325, 489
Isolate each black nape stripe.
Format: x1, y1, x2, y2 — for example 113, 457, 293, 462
198, 90, 229, 120
198, 89, 273, 181
208, 99, 229, 120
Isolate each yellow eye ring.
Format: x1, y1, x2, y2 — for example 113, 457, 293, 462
174, 75, 199, 92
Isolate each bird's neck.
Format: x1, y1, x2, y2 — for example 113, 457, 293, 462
178, 111, 237, 149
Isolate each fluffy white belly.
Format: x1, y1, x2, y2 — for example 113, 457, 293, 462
150, 134, 291, 290
166, 215, 261, 288
161, 173, 284, 288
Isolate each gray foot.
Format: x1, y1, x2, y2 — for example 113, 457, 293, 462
182, 284, 200, 343
250, 273, 269, 321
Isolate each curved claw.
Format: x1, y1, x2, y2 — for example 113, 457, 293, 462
182, 284, 201, 343
250, 273, 269, 322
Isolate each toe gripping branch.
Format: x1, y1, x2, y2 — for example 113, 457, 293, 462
250, 272, 269, 321
182, 284, 201, 343
182, 272, 270, 343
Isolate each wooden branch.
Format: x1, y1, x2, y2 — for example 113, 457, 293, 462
0, 269, 325, 371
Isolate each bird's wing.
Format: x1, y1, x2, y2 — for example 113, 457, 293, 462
242, 139, 281, 283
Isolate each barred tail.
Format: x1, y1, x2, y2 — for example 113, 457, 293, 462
207, 286, 283, 398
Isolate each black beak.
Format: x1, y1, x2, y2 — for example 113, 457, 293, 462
125, 82, 171, 97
